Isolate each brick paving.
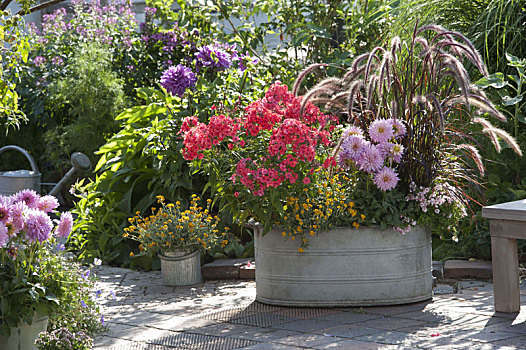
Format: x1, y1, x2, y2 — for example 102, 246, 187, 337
93, 266, 526, 350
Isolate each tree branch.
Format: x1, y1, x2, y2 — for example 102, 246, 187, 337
16, 0, 65, 15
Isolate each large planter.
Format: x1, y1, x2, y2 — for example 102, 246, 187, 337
0, 313, 48, 350
159, 249, 201, 286
254, 225, 433, 306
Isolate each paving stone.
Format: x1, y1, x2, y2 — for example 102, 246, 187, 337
354, 330, 423, 345
271, 332, 348, 348
444, 260, 493, 280
272, 319, 341, 333
233, 329, 304, 342
311, 339, 385, 349
434, 283, 455, 295
236, 343, 305, 350
358, 315, 429, 331
313, 324, 383, 339
312, 311, 383, 324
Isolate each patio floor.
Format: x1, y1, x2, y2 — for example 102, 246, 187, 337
93, 266, 526, 350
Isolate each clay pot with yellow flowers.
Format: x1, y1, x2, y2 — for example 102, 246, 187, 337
124, 194, 229, 286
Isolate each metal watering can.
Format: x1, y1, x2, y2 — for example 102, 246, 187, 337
0, 145, 92, 198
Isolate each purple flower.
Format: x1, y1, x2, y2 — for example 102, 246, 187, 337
33, 56, 46, 67
80, 300, 87, 308
110, 290, 116, 299
94, 258, 102, 265
51, 56, 64, 66
37, 195, 59, 213
342, 125, 364, 139
160, 64, 197, 98
238, 51, 259, 71
100, 314, 105, 325
13, 189, 39, 208
95, 290, 102, 298
82, 269, 90, 280
24, 208, 53, 243
387, 143, 404, 163
389, 118, 407, 138
9, 201, 27, 232
56, 211, 73, 238
340, 136, 365, 163
195, 43, 235, 70
0, 197, 10, 224
0, 223, 8, 247
144, 6, 156, 17
369, 119, 394, 143
374, 167, 399, 191
357, 144, 383, 173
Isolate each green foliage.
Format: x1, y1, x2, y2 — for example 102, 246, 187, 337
42, 42, 127, 172
35, 328, 93, 350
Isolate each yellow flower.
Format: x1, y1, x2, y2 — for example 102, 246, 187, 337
361, 214, 366, 220
282, 231, 286, 237
298, 248, 304, 253
352, 222, 360, 229
129, 252, 134, 257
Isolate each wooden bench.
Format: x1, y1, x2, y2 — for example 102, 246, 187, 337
482, 199, 526, 313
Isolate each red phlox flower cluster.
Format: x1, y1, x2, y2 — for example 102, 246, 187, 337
179, 116, 199, 134
234, 158, 284, 197
243, 100, 283, 137
268, 119, 316, 162
208, 114, 238, 145
182, 122, 210, 160
262, 81, 294, 113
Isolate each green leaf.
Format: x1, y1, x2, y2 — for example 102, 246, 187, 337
506, 52, 526, 68
115, 104, 167, 123
502, 95, 523, 106
476, 73, 507, 89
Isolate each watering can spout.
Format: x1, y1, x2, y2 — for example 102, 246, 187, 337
49, 152, 92, 197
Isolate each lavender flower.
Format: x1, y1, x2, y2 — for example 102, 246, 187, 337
0, 197, 10, 224
387, 143, 404, 163
0, 223, 8, 247
338, 135, 366, 169
24, 208, 53, 243
160, 64, 197, 98
9, 201, 27, 232
374, 167, 399, 191
195, 42, 236, 70
56, 211, 73, 238
357, 144, 383, 173
389, 118, 407, 138
369, 119, 394, 143
144, 6, 157, 17
37, 195, 60, 213
51, 56, 64, 66
14, 189, 39, 208
238, 51, 259, 71
342, 125, 364, 139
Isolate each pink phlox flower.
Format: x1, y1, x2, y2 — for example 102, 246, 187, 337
24, 208, 53, 243
373, 167, 399, 191
56, 211, 73, 238
369, 119, 394, 143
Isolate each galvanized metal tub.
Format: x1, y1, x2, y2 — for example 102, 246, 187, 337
159, 249, 201, 286
254, 225, 433, 306
0, 145, 41, 196
0, 313, 48, 350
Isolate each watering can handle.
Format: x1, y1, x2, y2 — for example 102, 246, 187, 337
0, 145, 41, 174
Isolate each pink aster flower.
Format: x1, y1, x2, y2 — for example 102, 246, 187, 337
389, 118, 407, 138
56, 211, 73, 238
0, 197, 10, 224
13, 189, 40, 209
24, 208, 53, 243
36, 195, 60, 213
369, 119, 394, 143
388, 143, 404, 163
357, 144, 384, 173
374, 167, 399, 191
342, 125, 364, 139
9, 201, 27, 232
0, 223, 8, 247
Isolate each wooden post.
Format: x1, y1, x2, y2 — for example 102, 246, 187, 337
491, 236, 520, 313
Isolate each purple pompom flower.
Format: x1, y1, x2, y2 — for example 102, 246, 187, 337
369, 119, 394, 143
37, 195, 60, 213
0, 223, 8, 247
9, 201, 27, 232
160, 64, 197, 98
195, 43, 235, 70
342, 125, 364, 139
56, 211, 73, 238
389, 118, 407, 138
24, 208, 53, 243
0, 197, 10, 224
14, 189, 40, 208
374, 167, 399, 191
357, 144, 384, 173
33, 56, 46, 67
